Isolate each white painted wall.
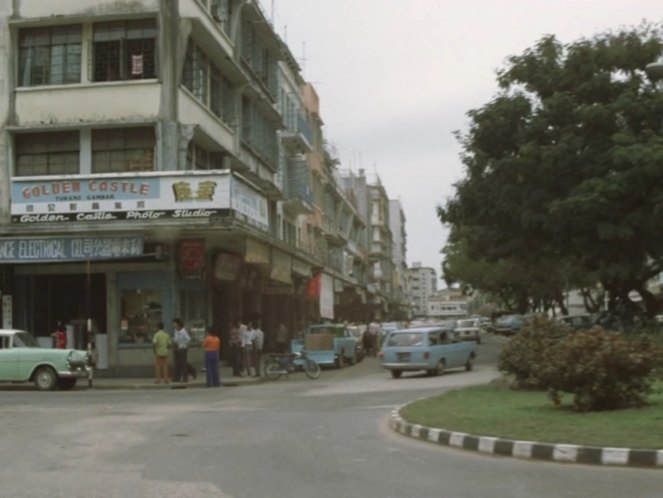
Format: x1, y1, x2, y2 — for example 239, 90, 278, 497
15, 82, 161, 126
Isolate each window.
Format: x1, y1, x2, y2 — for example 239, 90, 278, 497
93, 19, 157, 81
183, 41, 235, 127
19, 25, 81, 86
15, 131, 79, 176
186, 142, 226, 170
183, 43, 208, 102
120, 289, 162, 344
92, 127, 155, 173
210, 0, 232, 33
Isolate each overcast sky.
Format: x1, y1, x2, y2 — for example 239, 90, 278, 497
269, 0, 662, 283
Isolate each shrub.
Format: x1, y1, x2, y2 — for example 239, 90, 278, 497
541, 327, 659, 412
497, 317, 571, 389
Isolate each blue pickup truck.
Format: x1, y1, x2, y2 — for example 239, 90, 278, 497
379, 326, 477, 378
291, 323, 358, 367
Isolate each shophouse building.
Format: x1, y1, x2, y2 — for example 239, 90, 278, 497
0, 0, 372, 375
389, 199, 408, 320
339, 169, 394, 321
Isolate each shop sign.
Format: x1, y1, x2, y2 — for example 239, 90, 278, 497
214, 252, 242, 281
270, 249, 292, 284
0, 235, 144, 263
10, 172, 268, 228
245, 239, 269, 265
177, 239, 205, 280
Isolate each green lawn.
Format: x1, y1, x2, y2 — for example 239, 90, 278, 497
400, 383, 663, 449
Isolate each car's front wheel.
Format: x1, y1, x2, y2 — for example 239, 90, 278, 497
34, 366, 57, 391
436, 359, 446, 376
390, 369, 402, 379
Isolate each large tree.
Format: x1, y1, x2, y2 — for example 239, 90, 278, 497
439, 23, 663, 317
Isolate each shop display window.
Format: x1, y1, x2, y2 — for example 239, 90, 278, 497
120, 289, 162, 344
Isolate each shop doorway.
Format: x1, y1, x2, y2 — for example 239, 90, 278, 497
16, 273, 106, 347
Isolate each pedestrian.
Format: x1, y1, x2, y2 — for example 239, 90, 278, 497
251, 321, 264, 377
367, 320, 381, 357
51, 323, 67, 349
172, 318, 191, 382
241, 320, 253, 376
229, 319, 244, 377
275, 322, 289, 353
152, 322, 171, 384
203, 326, 221, 387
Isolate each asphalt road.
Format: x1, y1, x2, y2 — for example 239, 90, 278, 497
0, 336, 660, 498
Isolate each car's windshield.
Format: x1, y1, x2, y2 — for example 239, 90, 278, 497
13, 332, 39, 348
386, 332, 424, 347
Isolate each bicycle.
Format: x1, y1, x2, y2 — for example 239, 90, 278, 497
263, 350, 321, 380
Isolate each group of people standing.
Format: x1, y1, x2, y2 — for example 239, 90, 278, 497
152, 319, 221, 388
228, 319, 265, 377
152, 318, 268, 386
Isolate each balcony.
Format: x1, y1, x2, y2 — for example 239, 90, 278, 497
15, 81, 161, 128
281, 113, 314, 153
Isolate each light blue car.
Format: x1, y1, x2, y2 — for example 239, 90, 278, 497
380, 326, 477, 378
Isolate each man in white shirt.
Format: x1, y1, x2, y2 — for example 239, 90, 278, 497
172, 318, 191, 382
251, 322, 265, 377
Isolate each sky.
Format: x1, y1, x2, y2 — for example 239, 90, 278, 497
268, 0, 662, 283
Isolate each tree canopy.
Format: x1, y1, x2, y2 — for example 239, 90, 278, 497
439, 23, 663, 316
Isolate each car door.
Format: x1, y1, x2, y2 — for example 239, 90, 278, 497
443, 330, 465, 368
0, 335, 19, 380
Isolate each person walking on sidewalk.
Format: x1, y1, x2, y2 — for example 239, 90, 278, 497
172, 318, 191, 382
152, 322, 172, 384
203, 326, 221, 387
251, 321, 264, 377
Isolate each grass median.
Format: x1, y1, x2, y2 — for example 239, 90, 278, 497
400, 382, 663, 449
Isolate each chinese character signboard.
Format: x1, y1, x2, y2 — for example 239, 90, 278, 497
177, 239, 206, 281
0, 236, 144, 263
10, 172, 269, 230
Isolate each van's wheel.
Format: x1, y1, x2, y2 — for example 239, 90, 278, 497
465, 356, 475, 371
436, 360, 446, 376
390, 369, 402, 379
34, 366, 57, 391
348, 351, 356, 366
336, 351, 345, 368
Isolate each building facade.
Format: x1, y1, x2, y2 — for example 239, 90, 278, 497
406, 262, 437, 318
0, 0, 402, 375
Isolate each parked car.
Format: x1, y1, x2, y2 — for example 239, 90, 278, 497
455, 318, 482, 343
556, 314, 594, 331
491, 314, 526, 336
0, 329, 92, 390
379, 326, 477, 379
291, 323, 358, 367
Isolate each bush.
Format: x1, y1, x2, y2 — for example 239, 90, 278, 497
497, 317, 570, 389
499, 319, 662, 411
541, 327, 659, 412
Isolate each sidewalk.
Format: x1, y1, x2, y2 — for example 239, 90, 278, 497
88, 365, 265, 390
